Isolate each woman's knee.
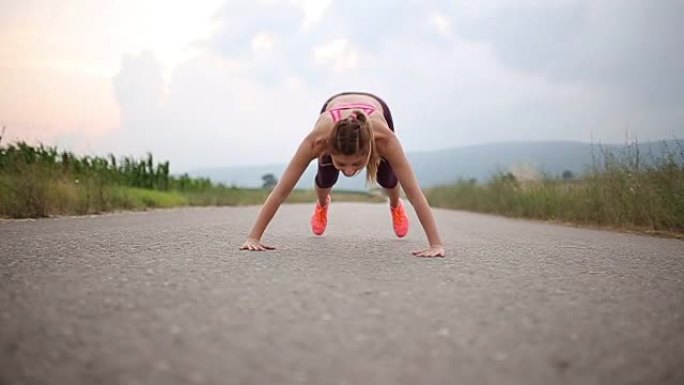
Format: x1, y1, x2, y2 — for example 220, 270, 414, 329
315, 170, 339, 189
376, 160, 398, 189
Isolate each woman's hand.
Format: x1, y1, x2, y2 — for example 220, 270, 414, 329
412, 245, 445, 258
239, 238, 275, 251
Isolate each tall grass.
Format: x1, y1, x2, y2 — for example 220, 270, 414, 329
426, 140, 684, 234
4, 139, 682, 235
0, 140, 381, 218
0, 141, 239, 218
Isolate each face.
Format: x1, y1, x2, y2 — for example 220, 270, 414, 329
331, 153, 369, 177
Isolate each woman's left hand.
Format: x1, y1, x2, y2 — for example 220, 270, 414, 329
412, 245, 445, 258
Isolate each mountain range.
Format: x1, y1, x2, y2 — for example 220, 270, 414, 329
186, 140, 680, 191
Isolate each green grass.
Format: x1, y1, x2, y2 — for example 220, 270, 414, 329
0, 170, 383, 218
109, 186, 189, 210
2, 140, 682, 237
425, 141, 684, 235
0, 173, 189, 218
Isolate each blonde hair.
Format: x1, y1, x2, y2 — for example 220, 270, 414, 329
328, 110, 380, 185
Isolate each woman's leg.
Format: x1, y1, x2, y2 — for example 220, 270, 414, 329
315, 185, 333, 206
377, 158, 408, 237
377, 158, 399, 204
312, 161, 338, 235
315, 158, 339, 204
384, 183, 401, 207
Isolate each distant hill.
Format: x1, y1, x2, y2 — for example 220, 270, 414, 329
186, 140, 680, 191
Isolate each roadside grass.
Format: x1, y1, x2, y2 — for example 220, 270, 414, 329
425, 140, 684, 236
0, 171, 383, 219
2, 139, 682, 237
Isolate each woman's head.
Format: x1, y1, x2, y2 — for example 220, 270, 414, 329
328, 110, 380, 184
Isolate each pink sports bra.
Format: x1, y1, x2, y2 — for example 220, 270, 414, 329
327, 103, 376, 123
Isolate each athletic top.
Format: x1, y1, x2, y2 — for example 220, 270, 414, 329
327, 103, 376, 123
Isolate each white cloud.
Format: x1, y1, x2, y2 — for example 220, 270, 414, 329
251, 31, 276, 53
291, 0, 332, 31
350, 36, 606, 150
103, 50, 321, 170
2, 0, 682, 172
313, 38, 359, 72
429, 12, 453, 38
109, 0, 224, 82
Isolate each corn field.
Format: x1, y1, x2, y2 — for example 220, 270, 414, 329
0, 141, 214, 217
0, 141, 216, 191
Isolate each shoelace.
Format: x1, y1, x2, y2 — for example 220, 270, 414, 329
314, 204, 327, 223
392, 205, 405, 225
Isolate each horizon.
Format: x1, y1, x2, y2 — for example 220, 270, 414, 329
2, 1, 683, 173
2, 135, 679, 173
187, 138, 682, 174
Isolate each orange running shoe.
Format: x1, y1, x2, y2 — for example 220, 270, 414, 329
391, 199, 409, 237
311, 194, 331, 235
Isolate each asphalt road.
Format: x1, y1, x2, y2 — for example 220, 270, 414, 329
1, 203, 683, 385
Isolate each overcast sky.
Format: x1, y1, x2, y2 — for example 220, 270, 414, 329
1, 0, 682, 172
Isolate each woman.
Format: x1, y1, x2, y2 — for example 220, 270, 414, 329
240, 92, 445, 258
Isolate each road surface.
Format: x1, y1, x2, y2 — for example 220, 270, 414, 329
1, 203, 683, 385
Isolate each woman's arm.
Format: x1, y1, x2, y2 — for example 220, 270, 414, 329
241, 137, 317, 251
382, 134, 445, 257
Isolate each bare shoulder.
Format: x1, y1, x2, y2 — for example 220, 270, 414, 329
372, 119, 399, 156
306, 114, 334, 156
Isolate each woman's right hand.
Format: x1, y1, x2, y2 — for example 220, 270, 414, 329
239, 238, 276, 251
